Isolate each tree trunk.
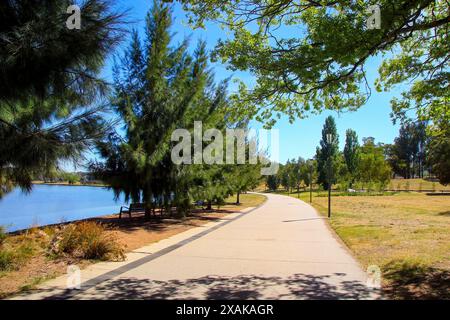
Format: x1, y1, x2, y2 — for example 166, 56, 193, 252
236, 191, 240, 205
145, 206, 151, 220
206, 200, 212, 210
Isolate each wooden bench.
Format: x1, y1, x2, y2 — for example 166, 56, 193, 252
119, 203, 146, 218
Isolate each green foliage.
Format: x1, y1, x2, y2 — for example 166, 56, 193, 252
275, 157, 315, 194
265, 174, 279, 191
427, 129, 450, 185
0, 249, 16, 271
357, 138, 392, 191
0, 0, 126, 197
181, 0, 449, 129
0, 240, 36, 272
60, 172, 81, 185
385, 121, 427, 179
312, 120, 391, 191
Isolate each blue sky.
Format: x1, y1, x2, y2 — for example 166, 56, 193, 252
92, 0, 402, 165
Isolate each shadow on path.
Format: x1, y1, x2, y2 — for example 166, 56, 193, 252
35, 273, 378, 300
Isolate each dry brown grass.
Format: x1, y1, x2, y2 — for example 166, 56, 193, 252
292, 191, 450, 299
388, 178, 450, 191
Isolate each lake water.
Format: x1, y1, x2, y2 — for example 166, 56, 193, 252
0, 185, 127, 232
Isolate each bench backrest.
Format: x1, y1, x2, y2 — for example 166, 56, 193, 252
129, 203, 146, 210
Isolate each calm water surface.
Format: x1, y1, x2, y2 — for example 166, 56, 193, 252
0, 185, 127, 232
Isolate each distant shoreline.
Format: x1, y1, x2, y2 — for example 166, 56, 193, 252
32, 181, 109, 188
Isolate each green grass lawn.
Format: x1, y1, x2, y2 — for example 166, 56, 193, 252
222, 193, 267, 210
273, 189, 450, 299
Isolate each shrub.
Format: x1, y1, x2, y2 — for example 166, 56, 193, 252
0, 249, 15, 271
50, 221, 125, 261
0, 226, 6, 246
0, 242, 35, 272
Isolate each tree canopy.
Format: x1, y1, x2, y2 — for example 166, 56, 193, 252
180, 0, 449, 128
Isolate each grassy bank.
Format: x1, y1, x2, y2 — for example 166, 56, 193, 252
276, 189, 450, 299
0, 193, 266, 298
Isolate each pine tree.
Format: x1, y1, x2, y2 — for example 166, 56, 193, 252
357, 138, 391, 191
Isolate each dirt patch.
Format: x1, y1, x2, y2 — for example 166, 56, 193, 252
95, 210, 232, 252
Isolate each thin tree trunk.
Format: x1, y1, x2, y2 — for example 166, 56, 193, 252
145, 206, 151, 220
236, 191, 240, 205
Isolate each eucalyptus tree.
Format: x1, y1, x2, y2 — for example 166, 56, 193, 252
427, 129, 450, 185
357, 138, 392, 191
0, 0, 126, 197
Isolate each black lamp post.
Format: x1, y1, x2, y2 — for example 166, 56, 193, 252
309, 161, 313, 203
326, 133, 333, 219
287, 173, 290, 195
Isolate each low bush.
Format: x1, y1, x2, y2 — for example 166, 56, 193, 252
0, 226, 6, 246
0, 241, 35, 272
0, 249, 15, 271
50, 221, 125, 261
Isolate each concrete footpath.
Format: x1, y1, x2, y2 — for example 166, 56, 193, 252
13, 193, 380, 300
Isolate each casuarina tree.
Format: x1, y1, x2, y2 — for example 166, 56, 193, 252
0, 0, 126, 197
91, 1, 230, 216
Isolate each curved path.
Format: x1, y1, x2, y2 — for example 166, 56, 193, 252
15, 193, 379, 300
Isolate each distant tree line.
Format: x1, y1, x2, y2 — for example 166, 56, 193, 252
266, 115, 450, 193
384, 121, 449, 184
